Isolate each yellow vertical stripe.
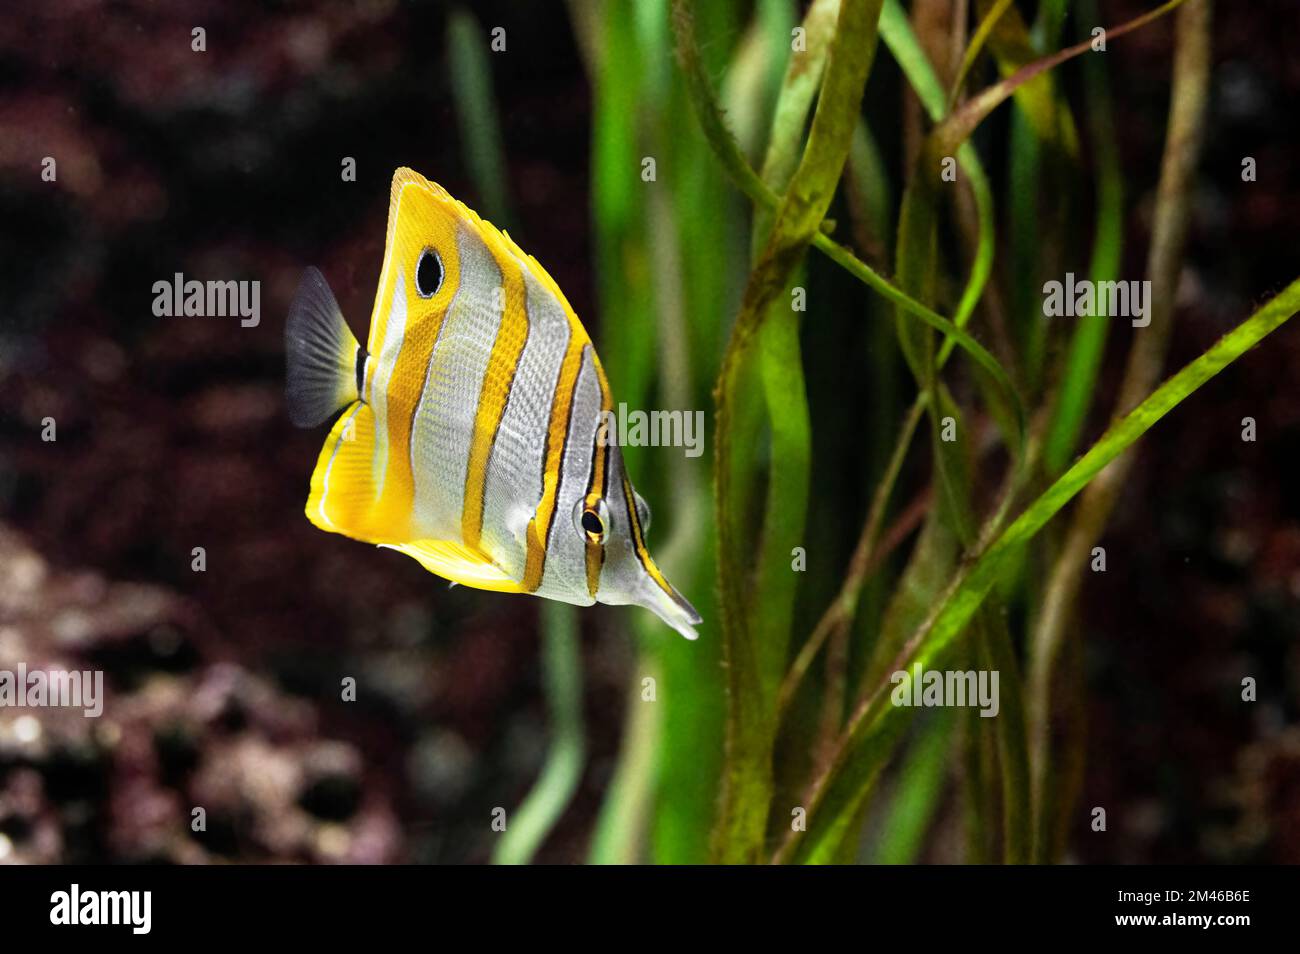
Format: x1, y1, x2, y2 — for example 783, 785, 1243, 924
372, 271, 457, 537
622, 470, 674, 599
328, 178, 459, 541
583, 359, 614, 597
462, 246, 528, 549
521, 337, 586, 592
582, 467, 605, 597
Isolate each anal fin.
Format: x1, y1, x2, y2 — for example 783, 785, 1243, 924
381, 538, 525, 593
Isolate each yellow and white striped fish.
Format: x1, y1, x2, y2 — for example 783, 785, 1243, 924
285, 168, 700, 639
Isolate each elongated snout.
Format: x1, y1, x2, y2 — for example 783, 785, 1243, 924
634, 578, 702, 640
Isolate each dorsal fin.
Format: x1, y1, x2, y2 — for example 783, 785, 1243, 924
386, 168, 586, 334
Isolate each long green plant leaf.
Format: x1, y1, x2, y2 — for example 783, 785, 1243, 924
777, 276, 1300, 862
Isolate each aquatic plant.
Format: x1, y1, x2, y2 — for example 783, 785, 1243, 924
456, 0, 1296, 863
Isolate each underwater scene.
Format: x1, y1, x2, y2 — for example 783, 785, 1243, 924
1, 0, 1298, 875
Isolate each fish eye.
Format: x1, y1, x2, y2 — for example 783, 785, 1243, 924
634, 493, 651, 534
415, 248, 443, 298
573, 497, 609, 543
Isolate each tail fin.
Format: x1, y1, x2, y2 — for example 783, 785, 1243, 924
285, 267, 365, 427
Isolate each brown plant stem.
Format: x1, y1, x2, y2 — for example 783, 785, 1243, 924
777, 398, 929, 721
1026, 0, 1213, 864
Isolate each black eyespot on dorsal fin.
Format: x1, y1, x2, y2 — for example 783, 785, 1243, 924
416, 248, 444, 298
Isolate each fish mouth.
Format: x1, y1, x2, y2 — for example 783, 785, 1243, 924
636, 580, 702, 641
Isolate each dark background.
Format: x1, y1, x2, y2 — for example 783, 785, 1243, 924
0, 0, 1298, 864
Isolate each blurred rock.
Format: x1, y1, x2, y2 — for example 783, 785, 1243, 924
0, 525, 401, 863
